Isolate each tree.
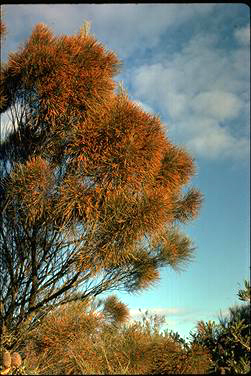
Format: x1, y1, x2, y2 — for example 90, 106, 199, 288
0, 21, 202, 350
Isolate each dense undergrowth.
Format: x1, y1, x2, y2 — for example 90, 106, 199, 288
0, 281, 250, 375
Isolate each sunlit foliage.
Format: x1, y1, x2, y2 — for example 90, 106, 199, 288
0, 20, 202, 350
14, 300, 211, 375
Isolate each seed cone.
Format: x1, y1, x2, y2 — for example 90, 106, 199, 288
1, 350, 11, 369
11, 352, 22, 368
0, 368, 11, 375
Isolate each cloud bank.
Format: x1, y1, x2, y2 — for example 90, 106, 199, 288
2, 4, 250, 161
129, 27, 250, 160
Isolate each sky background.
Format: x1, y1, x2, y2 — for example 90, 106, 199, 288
1, 3, 250, 340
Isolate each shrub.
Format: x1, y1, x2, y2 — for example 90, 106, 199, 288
190, 280, 250, 374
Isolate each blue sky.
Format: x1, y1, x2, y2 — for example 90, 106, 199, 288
1, 4, 250, 340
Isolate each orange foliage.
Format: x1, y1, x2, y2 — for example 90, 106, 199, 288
1, 22, 202, 339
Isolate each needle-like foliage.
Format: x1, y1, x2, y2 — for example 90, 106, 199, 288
0, 21, 202, 349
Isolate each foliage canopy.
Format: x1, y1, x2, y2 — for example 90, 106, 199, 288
0, 21, 202, 349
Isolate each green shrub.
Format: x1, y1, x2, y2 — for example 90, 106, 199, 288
190, 280, 250, 374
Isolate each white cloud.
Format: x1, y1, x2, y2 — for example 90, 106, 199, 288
129, 307, 186, 321
191, 91, 242, 121
128, 306, 219, 337
128, 306, 190, 333
3, 4, 215, 60
234, 24, 250, 45
165, 92, 188, 119
130, 307, 190, 330
186, 119, 250, 160
130, 31, 250, 161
